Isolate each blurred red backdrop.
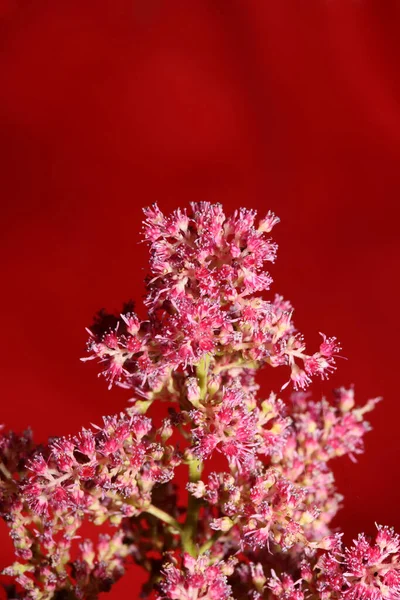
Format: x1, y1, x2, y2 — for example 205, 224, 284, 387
1, 0, 400, 597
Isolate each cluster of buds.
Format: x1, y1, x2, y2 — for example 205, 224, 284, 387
1, 203, 397, 600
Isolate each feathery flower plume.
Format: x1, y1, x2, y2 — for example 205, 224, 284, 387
0, 203, 395, 599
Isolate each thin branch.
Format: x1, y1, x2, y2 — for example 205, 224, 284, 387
145, 504, 182, 532
181, 458, 203, 556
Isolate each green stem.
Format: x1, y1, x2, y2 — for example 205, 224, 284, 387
180, 355, 210, 554
197, 354, 211, 400
145, 505, 182, 532
182, 459, 203, 556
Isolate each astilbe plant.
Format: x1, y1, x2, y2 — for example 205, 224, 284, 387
1, 202, 399, 600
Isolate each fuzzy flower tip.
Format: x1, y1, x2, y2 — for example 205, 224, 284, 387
83, 203, 339, 397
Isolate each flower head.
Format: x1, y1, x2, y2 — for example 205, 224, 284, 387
158, 553, 236, 600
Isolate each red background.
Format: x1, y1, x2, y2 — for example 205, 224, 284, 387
1, 1, 400, 597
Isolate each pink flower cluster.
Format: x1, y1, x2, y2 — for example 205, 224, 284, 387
23, 413, 179, 519
0, 415, 179, 599
225, 525, 400, 600
0, 203, 397, 600
3, 529, 131, 600
83, 203, 340, 396
159, 553, 237, 600
187, 385, 379, 552
153, 524, 400, 600
314, 525, 400, 599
